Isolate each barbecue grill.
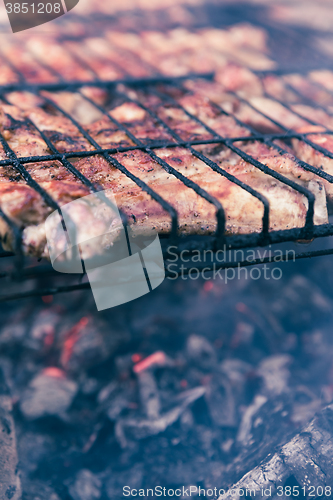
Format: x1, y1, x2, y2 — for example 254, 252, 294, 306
2, 3, 333, 499
1, 3, 333, 302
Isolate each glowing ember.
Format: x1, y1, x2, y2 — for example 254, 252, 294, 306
42, 367, 65, 378
203, 282, 214, 292
61, 317, 89, 368
131, 354, 142, 363
133, 351, 166, 373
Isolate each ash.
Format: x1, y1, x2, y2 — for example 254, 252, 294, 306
1, 255, 333, 499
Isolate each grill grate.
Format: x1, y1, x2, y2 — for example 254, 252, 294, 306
2, 22, 333, 300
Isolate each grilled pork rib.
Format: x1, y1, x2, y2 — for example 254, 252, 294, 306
0, 87, 328, 257
0, 22, 331, 257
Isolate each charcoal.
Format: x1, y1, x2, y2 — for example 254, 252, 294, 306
236, 394, 268, 447
0, 304, 31, 349
0, 367, 21, 500
0, 309, 59, 354
230, 321, 255, 347
100, 381, 136, 421
137, 370, 161, 419
281, 403, 333, 486
220, 359, 253, 385
64, 328, 107, 372
97, 382, 117, 404
105, 463, 143, 499
204, 376, 237, 427
20, 370, 78, 420
196, 425, 217, 458
291, 386, 322, 426
133, 351, 175, 373
186, 335, 217, 370
106, 391, 135, 421
115, 354, 134, 378
220, 358, 255, 404
115, 386, 205, 447
3, 225, 333, 495
59, 317, 128, 373
21, 480, 60, 500
180, 408, 194, 428
28, 310, 60, 352
116, 404, 188, 445
225, 394, 295, 485
80, 376, 100, 396
69, 470, 102, 500
257, 355, 292, 396
218, 454, 288, 500
219, 403, 333, 499
17, 432, 54, 476
0, 323, 26, 347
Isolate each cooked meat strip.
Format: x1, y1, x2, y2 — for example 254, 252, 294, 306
182, 78, 333, 207
190, 70, 333, 136
25, 37, 94, 82
257, 74, 333, 202
115, 25, 274, 75
291, 127, 333, 205
157, 146, 327, 231
250, 75, 333, 205
0, 25, 274, 87
67, 40, 124, 81
309, 70, 333, 92
27, 106, 95, 154
283, 74, 333, 109
0, 37, 58, 84
0, 55, 20, 86
260, 75, 333, 130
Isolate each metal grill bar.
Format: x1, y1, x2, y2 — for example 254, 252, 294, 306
2, 245, 333, 302
0, 74, 215, 93
0, 130, 330, 168
21, 114, 128, 230
0, 52, 117, 222
260, 81, 333, 130
178, 83, 333, 211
